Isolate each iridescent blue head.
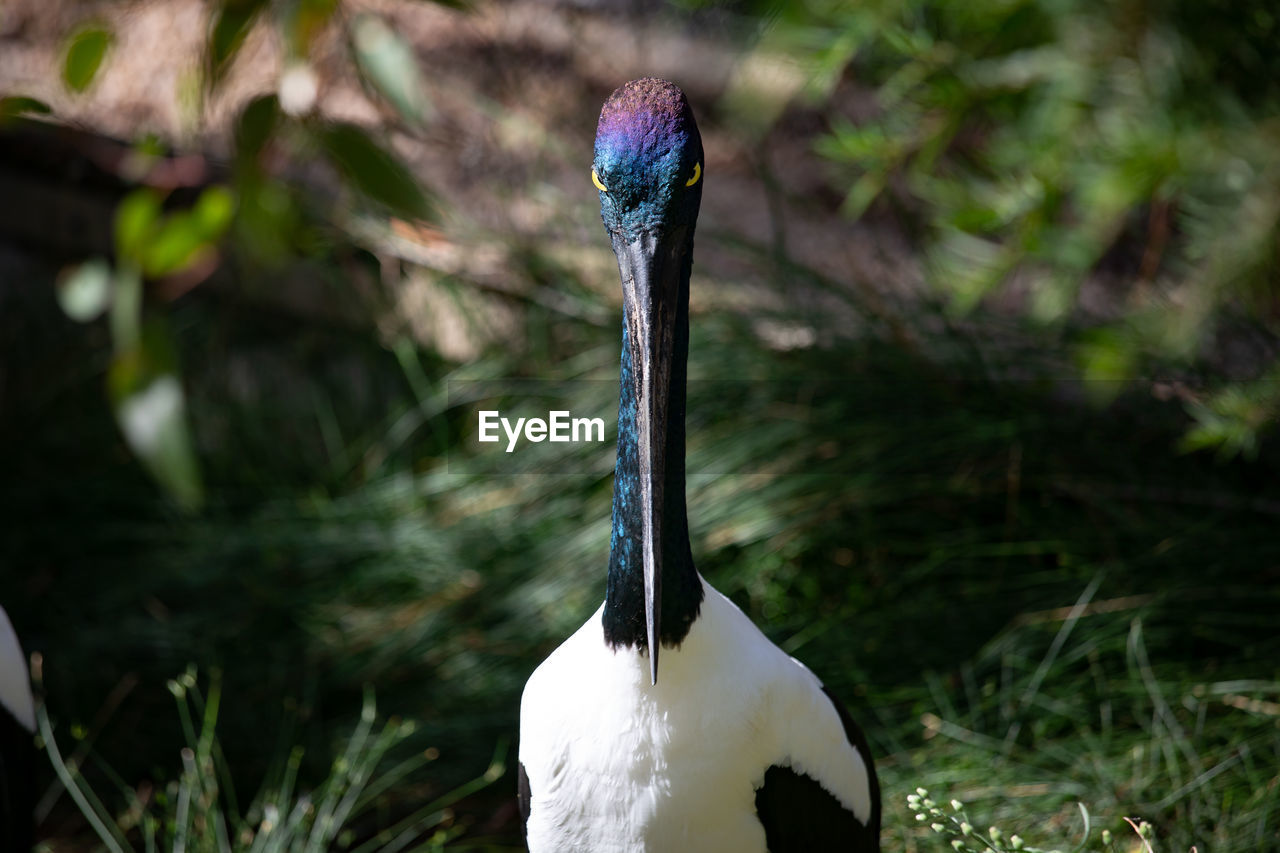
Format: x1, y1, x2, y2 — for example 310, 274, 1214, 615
596, 79, 705, 686
593, 78, 704, 239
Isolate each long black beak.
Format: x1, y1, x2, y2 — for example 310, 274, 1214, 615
613, 230, 682, 686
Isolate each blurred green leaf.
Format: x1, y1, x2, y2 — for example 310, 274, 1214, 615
207, 0, 269, 87
109, 321, 203, 511
115, 187, 234, 279
110, 264, 142, 353
115, 189, 163, 264
144, 212, 214, 278
288, 0, 340, 57
57, 258, 114, 323
1076, 329, 1136, 405
316, 122, 432, 220
233, 175, 298, 264
352, 14, 433, 126
193, 186, 237, 238
234, 94, 280, 160
798, 0, 1280, 450
1180, 378, 1280, 459
63, 26, 113, 93
0, 96, 52, 121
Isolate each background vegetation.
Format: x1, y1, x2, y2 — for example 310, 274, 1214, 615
1, 0, 1277, 850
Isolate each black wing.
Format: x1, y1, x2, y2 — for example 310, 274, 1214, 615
517, 760, 531, 841
0, 706, 35, 852
754, 686, 880, 852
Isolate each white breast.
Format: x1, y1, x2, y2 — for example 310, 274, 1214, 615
0, 605, 34, 733
519, 576, 872, 853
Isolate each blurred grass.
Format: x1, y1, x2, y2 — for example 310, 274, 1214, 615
37, 669, 506, 852
4, 215, 1278, 848
1, 1, 1277, 849
734, 0, 1280, 453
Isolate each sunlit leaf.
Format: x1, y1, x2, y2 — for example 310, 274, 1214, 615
316, 123, 432, 220
352, 14, 432, 126
0, 96, 52, 121
63, 26, 113, 93
1180, 379, 1279, 459
57, 258, 113, 322
194, 186, 237, 236
113, 372, 204, 510
208, 0, 269, 87
144, 212, 214, 278
115, 189, 163, 265
108, 321, 203, 510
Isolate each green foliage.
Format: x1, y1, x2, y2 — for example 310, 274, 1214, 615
44, 0, 441, 505
0, 95, 52, 122
115, 187, 235, 280
38, 670, 499, 852
207, 0, 271, 87
17, 266, 1280, 847
352, 15, 434, 128
63, 25, 113, 92
107, 318, 205, 513
793, 0, 1280, 453
56, 186, 239, 511
12, 3, 1280, 849
316, 124, 433, 221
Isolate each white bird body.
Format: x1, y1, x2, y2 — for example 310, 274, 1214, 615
520, 577, 874, 853
0, 606, 34, 733
0, 604, 35, 852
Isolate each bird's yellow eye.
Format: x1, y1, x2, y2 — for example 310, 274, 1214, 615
592, 168, 608, 192
685, 162, 701, 187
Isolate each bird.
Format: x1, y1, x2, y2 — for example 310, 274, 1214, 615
517, 78, 880, 852
0, 604, 36, 852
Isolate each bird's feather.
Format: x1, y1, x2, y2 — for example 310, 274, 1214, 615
520, 579, 876, 852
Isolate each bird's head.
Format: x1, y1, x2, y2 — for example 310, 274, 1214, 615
595, 79, 703, 686
593, 78, 703, 241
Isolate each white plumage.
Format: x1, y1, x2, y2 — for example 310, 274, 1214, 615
0, 606, 34, 734
0, 603, 36, 852
519, 576, 873, 853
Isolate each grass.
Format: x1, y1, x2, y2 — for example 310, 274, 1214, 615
36, 668, 506, 852
4, 119, 1277, 852
10, 255, 1277, 850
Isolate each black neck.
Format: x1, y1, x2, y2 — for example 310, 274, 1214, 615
602, 235, 703, 650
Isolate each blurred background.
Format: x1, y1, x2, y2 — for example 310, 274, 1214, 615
2, 0, 1278, 850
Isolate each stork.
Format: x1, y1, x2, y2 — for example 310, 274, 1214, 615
517, 78, 880, 852
0, 604, 35, 851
